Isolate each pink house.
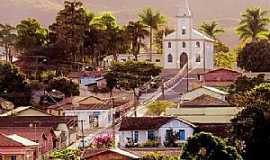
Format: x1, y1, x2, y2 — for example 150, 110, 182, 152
0, 133, 38, 160
200, 68, 242, 86
0, 127, 56, 154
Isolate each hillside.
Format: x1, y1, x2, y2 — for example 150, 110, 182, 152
1, 0, 270, 47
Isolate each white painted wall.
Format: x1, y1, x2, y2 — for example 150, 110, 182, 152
119, 119, 195, 147
64, 109, 113, 129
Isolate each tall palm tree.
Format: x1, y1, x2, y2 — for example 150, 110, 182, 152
199, 21, 224, 40
139, 7, 166, 61
127, 21, 149, 60
236, 7, 270, 42
0, 24, 17, 62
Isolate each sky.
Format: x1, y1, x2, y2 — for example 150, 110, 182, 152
0, 0, 269, 47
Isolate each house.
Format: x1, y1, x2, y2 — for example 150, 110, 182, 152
0, 127, 56, 154
163, 0, 214, 70
0, 116, 78, 147
81, 148, 140, 160
119, 117, 196, 148
165, 107, 243, 137
199, 68, 242, 86
0, 106, 52, 117
0, 133, 39, 160
180, 94, 230, 108
180, 86, 228, 102
64, 96, 114, 129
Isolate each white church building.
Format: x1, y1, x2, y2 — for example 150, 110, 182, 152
163, 0, 214, 70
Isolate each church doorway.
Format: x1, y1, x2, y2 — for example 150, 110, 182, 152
180, 52, 188, 68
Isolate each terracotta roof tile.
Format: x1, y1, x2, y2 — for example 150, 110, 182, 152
0, 133, 24, 147
181, 94, 230, 107
119, 117, 175, 131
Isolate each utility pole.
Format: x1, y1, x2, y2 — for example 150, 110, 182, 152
111, 97, 116, 147
161, 79, 165, 99
80, 120, 85, 149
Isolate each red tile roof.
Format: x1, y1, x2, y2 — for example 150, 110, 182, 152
181, 94, 230, 107
119, 117, 182, 131
0, 133, 24, 147
0, 127, 55, 141
0, 116, 78, 128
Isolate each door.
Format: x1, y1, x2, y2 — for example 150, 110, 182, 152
180, 52, 188, 68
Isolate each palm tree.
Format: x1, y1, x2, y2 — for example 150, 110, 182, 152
154, 26, 174, 54
0, 24, 17, 62
236, 7, 270, 42
139, 7, 166, 61
127, 21, 149, 60
199, 21, 224, 40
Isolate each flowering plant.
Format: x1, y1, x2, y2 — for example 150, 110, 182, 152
93, 134, 113, 148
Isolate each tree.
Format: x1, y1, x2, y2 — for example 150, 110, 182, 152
0, 24, 17, 62
104, 71, 117, 98
199, 21, 224, 40
91, 12, 126, 61
0, 63, 31, 106
49, 0, 92, 65
236, 7, 270, 42
231, 83, 270, 160
181, 132, 242, 160
50, 148, 80, 160
105, 61, 162, 116
46, 78, 79, 97
147, 100, 176, 116
237, 40, 270, 72
139, 7, 166, 61
215, 50, 237, 69
16, 18, 48, 55
127, 21, 149, 60
154, 27, 174, 54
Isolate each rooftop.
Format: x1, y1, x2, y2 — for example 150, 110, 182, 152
0, 133, 24, 147
7, 134, 39, 146
119, 117, 195, 131
81, 148, 140, 159
181, 94, 230, 107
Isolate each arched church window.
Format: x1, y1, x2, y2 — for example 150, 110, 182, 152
168, 42, 172, 48
182, 26, 186, 35
196, 54, 201, 62
168, 54, 173, 63
182, 41, 186, 48
196, 41, 200, 48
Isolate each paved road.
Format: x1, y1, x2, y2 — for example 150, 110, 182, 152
69, 65, 199, 148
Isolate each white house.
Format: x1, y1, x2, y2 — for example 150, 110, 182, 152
181, 86, 228, 102
119, 117, 196, 147
64, 96, 113, 129
163, 0, 214, 70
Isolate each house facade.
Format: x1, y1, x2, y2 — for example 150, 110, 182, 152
163, 0, 214, 70
119, 117, 195, 148
0, 133, 39, 160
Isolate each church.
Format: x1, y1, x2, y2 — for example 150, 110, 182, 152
163, 0, 214, 70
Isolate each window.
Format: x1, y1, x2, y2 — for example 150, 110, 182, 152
148, 130, 155, 140
11, 156, 16, 160
196, 54, 201, 62
132, 131, 139, 143
155, 59, 160, 62
182, 41, 186, 48
196, 41, 201, 48
168, 42, 172, 48
168, 54, 173, 63
182, 27, 186, 35
179, 130, 185, 140
121, 59, 126, 62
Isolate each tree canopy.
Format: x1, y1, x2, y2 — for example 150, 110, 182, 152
181, 132, 242, 160
199, 21, 225, 40
0, 63, 31, 106
237, 40, 270, 72
147, 100, 176, 116
236, 7, 270, 42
